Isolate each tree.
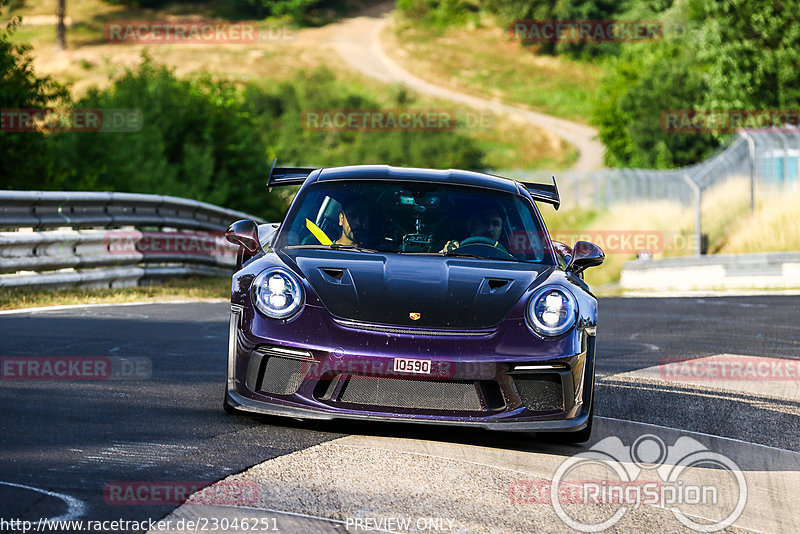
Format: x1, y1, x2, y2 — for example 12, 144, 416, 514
592, 1, 718, 168
699, 0, 800, 112
56, 0, 66, 50
0, 0, 68, 189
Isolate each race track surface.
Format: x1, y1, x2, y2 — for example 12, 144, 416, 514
1, 298, 798, 532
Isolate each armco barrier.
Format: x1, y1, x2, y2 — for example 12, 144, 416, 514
621, 252, 800, 292
0, 191, 268, 288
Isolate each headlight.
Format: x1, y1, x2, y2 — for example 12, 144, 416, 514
251, 268, 304, 319
526, 286, 577, 336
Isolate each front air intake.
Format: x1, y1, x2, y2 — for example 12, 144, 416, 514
338, 376, 483, 412
513, 374, 565, 412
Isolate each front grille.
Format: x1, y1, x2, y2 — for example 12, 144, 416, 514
333, 319, 492, 337
513, 374, 565, 412
338, 376, 483, 411
259, 356, 307, 395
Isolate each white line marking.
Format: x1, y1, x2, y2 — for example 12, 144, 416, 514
597, 416, 800, 455
605, 353, 800, 402
620, 289, 800, 298
0, 299, 226, 315
328, 440, 546, 477
0, 481, 86, 522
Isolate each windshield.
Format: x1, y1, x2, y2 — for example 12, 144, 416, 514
276, 180, 553, 264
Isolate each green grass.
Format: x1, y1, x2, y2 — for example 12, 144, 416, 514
0, 276, 230, 310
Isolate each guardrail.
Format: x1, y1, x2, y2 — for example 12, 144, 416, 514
0, 191, 267, 288
620, 252, 800, 292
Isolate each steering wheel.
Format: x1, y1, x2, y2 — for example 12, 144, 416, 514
455, 236, 515, 260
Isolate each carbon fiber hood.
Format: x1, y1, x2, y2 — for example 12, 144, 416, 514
285, 249, 550, 328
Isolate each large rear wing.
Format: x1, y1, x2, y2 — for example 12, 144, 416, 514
266, 159, 317, 190
517, 176, 560, 210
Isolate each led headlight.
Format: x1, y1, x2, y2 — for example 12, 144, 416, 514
251, 268, 304, 319
526, 286, 577, 336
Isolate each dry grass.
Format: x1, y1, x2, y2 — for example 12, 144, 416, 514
718, 184, 800, 254
539, 176, 800, 291
383, 16, 604, 123
542, 199, 693, 290
0, 276, 230, 310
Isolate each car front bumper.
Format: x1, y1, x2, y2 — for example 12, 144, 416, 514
225, 305, 596, 433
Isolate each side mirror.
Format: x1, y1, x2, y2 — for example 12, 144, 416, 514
566, 240, 604, 275
225, 219, 261, 269
225, 219, 261, 253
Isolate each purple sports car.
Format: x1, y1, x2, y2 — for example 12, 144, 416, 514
223, 165, 604, 442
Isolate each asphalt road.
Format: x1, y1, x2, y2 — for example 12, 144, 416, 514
0, 297, 798, 532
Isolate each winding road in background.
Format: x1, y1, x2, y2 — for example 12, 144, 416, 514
1, 298, 798, 532
329, 2, 605, 171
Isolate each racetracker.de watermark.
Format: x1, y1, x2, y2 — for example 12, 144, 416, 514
299, 358, 460, 381
104, 230, 237, 257
1, 356, 151, 380
661, 109, 800, 133
301, 109, 494, 132
103, 481, 259, 506
1, 108, 142, 133
509, 20, 662, 43
661, 355, 800, 381
507, 230, 699, 255
104, 20, 296, 44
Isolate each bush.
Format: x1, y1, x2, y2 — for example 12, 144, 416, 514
592, 37, 719, 168
47, 57, 280, 219
396, 0, 482, 31
0, 0, 68, 189
43, 58, 483, 220
251, 68, 484, 170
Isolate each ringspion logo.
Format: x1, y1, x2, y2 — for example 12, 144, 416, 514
514, 434, 747, 532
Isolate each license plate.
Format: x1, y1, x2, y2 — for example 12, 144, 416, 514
393, 357, 431, 375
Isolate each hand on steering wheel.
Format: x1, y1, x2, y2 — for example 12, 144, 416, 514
459, 236, 509, 253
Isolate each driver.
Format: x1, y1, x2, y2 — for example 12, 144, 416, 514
441, 206, 504, 253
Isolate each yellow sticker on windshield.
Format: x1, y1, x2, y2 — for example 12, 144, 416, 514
305, 218, 332, 245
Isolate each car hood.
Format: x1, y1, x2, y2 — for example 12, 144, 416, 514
283, 249, 552, 329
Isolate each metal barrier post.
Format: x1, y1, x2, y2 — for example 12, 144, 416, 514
682, 173, 702, 256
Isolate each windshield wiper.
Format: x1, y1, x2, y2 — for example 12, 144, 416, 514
329, 243, 378, 252
440, 251, 483, 259
440, 250, 518, 262
285, 244, 377, 253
